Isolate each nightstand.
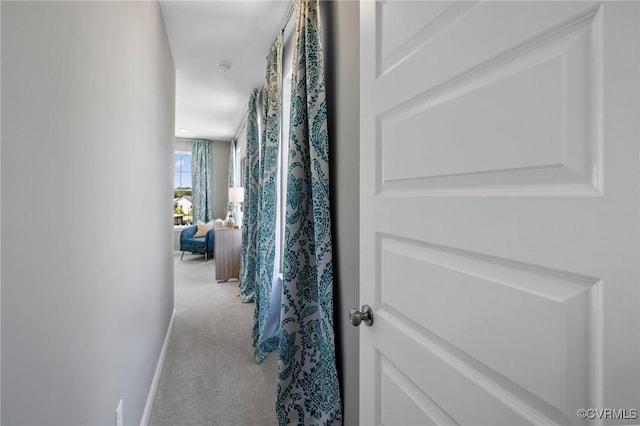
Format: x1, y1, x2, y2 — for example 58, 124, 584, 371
215, 227, 242, 282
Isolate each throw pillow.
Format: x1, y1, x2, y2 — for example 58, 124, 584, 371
193, 220, 214, 238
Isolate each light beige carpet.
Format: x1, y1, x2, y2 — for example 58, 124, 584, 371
148, 253, 277, 426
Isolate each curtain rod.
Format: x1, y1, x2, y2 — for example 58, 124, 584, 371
232, 106, 249, 143
231, 0, 296, 145
280, 1, 296, 34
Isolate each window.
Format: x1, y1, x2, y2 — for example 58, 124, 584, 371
174, 152, 192, 188
275, 69, 292, 275
174, 152, 193, 225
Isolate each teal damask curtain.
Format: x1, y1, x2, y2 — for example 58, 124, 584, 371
228, 139, 236, 188
252, 36, 282, 363
191, 140, 212, 222
277, 1, 342, 424
228, 139, 236, 217
239, 91, 260, 303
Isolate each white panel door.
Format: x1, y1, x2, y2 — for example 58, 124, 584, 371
359, 1, 640, 425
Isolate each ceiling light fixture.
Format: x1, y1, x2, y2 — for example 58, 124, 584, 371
217, 61, 231, 72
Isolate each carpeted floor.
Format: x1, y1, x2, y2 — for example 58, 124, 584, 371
148, 253, 278, 426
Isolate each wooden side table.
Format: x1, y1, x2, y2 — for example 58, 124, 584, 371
215, 227, 242, 282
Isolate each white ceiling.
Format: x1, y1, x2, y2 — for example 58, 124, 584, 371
159, 1, 293, 141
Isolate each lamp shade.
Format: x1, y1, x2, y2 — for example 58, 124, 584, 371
229, 187, 245, 203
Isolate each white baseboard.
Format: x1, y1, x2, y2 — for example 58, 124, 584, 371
140, 308, 176, 426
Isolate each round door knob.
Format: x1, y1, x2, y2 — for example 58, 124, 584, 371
349, 305, 373, 327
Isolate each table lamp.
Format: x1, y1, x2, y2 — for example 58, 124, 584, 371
228, 187, 245, 228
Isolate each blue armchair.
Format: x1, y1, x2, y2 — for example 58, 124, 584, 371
180, 225, 215, 261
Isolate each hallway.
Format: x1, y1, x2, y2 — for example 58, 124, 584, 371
149, 254, 277, 425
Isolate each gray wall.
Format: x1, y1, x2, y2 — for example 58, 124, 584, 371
211, 140, 231, 220
174, 138, 193, 153
1, 2, 175, 425
323, 1, 360, 424
0, 1, 3, 421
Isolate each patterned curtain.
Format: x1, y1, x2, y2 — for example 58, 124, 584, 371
277, 1, 342, 424
228, 139, 236, 188
191, 139, 212, 222
239, 91, 260, 303
228, 139, 236, 217
253, 36, 282, 363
